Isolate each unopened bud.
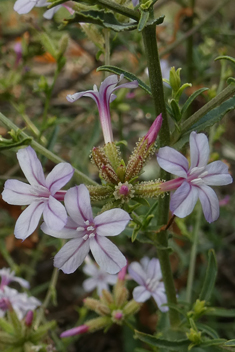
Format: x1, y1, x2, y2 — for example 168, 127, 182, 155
144, 114, 162, 146
100, 289, 113, 305
86, 185, 113, 202
86, 316, 111, 332
116, 160, 126, 182
84, 298, 110, 316
118, 265, 127, 281
114, 284, 128, 307
60, 324, 88, 338
25, 310, 34, 327
123, 299, 141, 316
114, 182, 135, 202
103, 143, 122, 171
186, 328, 202, 344
57, 34, 69, 59
169, 67, 181, 92
101, 165, 119, 184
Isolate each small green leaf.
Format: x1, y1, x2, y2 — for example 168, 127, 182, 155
181, 87, 208, 116
135, 330, 189, 350
138, 9, 149, 31
205, 308, 235, 317
30, 321, 57, 343
0, 319, 14, 334
223, 340, 235, 347
131, 225, 140, 242
132, 197, 150, 207
196, 323, 219, 339
200, 339, 226, 347
170, 99, 182, 122
0, 136, 32, 150
199, 249, 217, 302
97, 65, 151, 95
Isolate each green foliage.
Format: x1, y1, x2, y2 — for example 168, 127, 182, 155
199, 249, 218, 302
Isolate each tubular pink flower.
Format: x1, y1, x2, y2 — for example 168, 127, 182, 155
0, 268, 29, 290
60, 324, 89, 338
41, 184, 130, 274
128, 257, 168, 312
66, 75, 138, 144
25, 310, 34, 326
144, 114, 162, 147
157, 131, 233, 223
2, 146, 74, 240
83, 256, 117, 296
118, 264, 127, 281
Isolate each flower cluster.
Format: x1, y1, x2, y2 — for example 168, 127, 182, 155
0, 268, 40, 319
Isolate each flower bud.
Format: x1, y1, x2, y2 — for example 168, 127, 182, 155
114, 284, 128, 307
103, 143, 122, 171
118, 265, 127, 281
111, 310, 124, 325
186, 328, 202, 344
114, 182, 135, 202
84, 298, 110, 316
123, 299, 141, 316
60, 324, 88, 338
86, 316, 111, 332
169, 67, 181, 92
144, 114, 162, 147
25, 310, 34, 327
100, 289, 113, 305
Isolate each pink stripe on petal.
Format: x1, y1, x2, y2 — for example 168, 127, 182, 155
54, 238, 90, 274
17, 147, 46, 187
64, 185, 93, 225
46, 163, 74, 195
204, 161, 233, 186
94, 209, 131, 237
198, 185, 219, 223
41, 217, 79, 239
170, 181, 198, 218
2, 180, 36, 205
128, 262, 146, 286
189, 131, 209, 169
90, 236, 126, 274
133, 286, 151, 302
157, 147, 188, 178
14, 201, 45, 240
43, 196, 67, 231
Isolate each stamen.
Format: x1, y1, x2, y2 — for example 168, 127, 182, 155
76, 227, 84, 232
82, 234, 89, 240
87, 226, 95, 231
84, 220, 90, 225
191, 178, 203, 185
89, 233, 95, 238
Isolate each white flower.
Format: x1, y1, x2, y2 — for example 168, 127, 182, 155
0, 268, 29, 289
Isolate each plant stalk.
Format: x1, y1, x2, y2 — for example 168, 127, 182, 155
142, 7, 180, 327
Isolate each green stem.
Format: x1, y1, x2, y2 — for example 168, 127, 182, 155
186, 0, 195, 85
160, 0, 232, 59
34, 267, 59, 329
171, 83, 235, 144
186, 206, 202, 304
104, 29, 110, 78
142, 8, 180, 327
0, 112, 97, 185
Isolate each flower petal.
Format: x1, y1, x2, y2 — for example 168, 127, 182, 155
43, 196, 67, 231
14, 201, 45, 240
157, 147, 188, 177
170, 181, 198, 218
90, 236, 126, 274
46, 163, 74, 195
13, 277, 30, 289
43, 5, 61, 19
82, 278, 99, 293
198, 185, 219, 223
128, 262, 147, 286
17, 146, 46, 187
41, 217, 79, 239
189, 131, 209, 169
152, 283, 168, 312
133, 286, 151, 302
203, 161, 233, 186
54, 238, 90, 274
2, 180, 36, 205
147, 258, 162, 281
94, 209, 131, 237
83, 260, 98, 276
64, 185, 93, 225
66, 90, 99, 105
14, 0, 37, 14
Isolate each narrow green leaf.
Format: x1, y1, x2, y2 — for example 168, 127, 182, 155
223, 340, 235, 347
0, 137, 32, 150
138, 10, 149, 31
131, 226, 140, 242
181, 88, 208, 116
31, 321, 57, 343
62, 9, 138, 32
0, 319, 14, 334
215, 55, 235, 66
196, 323, 219, 339
170, 99, 182, 121
205, 308, 235, 317
135, 330, 189, 350
200, 339, 226, 347
199, 249, 217, 302
172, 95, 235, 150
97, 65, 152, 95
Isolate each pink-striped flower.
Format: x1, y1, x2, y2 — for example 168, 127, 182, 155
128, 257, 168, 312
41, 184, 130, 274
66, 75, 138, 144
2, 146, 74, 240
157, 131, 233, 223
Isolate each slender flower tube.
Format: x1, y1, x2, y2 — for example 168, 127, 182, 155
41, 184, 130, 274
128, 257, 168, 312
2, 146, 74, 240
66, 75, 138, 144
0, 268, 29, 290
157, 131, 233, 223
60, 325, 89, 338
83, 256, 117, 296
